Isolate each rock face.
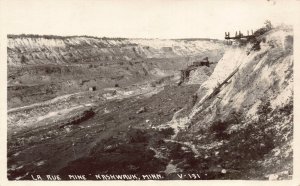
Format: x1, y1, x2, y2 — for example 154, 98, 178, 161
176, 25, 293, 179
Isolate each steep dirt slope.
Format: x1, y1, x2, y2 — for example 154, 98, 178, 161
172, 25, 293, 179
191, 26, 293, 125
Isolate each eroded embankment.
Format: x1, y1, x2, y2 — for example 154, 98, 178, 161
7, 36, 225, 65
169, 26, 293, 180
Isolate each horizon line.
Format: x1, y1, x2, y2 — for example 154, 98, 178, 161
7, 33, 224, 41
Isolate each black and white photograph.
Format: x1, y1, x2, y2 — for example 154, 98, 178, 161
1, 0, 299, 183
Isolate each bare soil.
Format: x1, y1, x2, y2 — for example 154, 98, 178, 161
7, 84, 200, 180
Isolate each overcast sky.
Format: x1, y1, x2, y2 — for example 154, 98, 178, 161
1, 0, 299, 39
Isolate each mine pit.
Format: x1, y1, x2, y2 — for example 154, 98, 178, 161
7, 25, 293, 180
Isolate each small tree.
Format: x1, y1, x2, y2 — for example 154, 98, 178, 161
264, 20, 273, 30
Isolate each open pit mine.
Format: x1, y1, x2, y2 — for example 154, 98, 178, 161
7, 25, 293, 180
